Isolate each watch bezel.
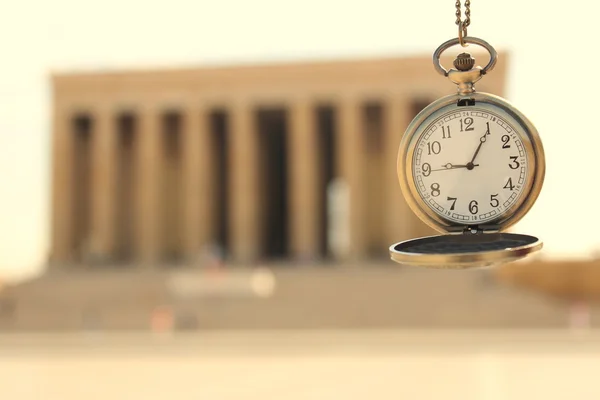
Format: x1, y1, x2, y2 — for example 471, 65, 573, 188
398, 92, 545, 233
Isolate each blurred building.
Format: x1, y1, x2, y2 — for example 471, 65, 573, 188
49, 53, 507, 267
13, 53, 583, 333
4, 51, 598, 333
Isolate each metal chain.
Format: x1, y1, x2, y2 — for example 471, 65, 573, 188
455, 0, 471, 46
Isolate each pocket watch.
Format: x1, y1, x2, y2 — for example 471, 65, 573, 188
389, 35, 545, 269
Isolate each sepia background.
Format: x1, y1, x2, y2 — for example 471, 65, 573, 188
2, 0, 600, 399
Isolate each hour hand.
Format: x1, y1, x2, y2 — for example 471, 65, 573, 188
469, 125, 491, 164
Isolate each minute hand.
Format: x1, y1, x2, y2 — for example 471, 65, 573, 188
433, 163, 479, 171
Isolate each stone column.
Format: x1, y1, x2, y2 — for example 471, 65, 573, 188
181, 106, 213, 261
384, 97, 423, 246
229, 102, 261, 262
136, 106, 162, 265
90, 106, 117, 263
50, 103, 74, 265
336, 98, 367, 259
288, 100, 319, 260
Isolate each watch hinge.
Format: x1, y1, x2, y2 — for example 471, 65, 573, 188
461, 224, 501, 234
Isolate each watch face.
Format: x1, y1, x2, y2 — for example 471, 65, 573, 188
409, 102, 533, 226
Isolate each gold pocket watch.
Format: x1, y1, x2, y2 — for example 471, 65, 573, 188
389, 5, 545, 269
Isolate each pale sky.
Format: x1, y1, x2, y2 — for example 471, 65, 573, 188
1, 0, 598, 279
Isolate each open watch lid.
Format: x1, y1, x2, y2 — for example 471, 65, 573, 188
389, 230, 542, 269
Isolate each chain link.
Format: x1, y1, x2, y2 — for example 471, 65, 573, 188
455, 0, 471, 46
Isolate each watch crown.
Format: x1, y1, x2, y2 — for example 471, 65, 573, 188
454, 53, 475, 71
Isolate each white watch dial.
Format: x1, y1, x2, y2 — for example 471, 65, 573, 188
412, 107, 528, 225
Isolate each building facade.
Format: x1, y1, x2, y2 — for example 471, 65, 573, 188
49, 53, 507, 267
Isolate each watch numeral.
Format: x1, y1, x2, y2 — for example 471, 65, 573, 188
490, 194, 499, 207
447, 196, 457, 210
501, 135, 511, 149
460, 117, 474, 132
442, 126, 451, 139
427, 141, 442, 155
509, 156, 520, 169
504, 177, 515, 191
422, 163, 431, 177
430, 183, 440, 197
469, 200, 478, 215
